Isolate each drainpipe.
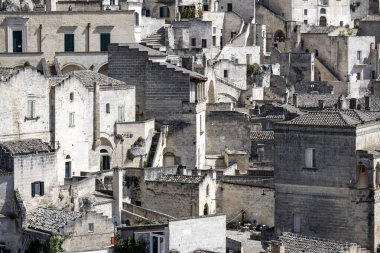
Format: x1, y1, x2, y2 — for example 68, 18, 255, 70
39, 24, 42, 53
87, 23, 91, 52
93, 82, 100, 150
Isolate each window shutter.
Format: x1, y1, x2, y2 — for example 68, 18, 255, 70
31, 182, 35, 197
40, 181, 44, 196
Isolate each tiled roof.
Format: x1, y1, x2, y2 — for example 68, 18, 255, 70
152, 174, 204, 184
27, 208, 83, 234
324, 109, 380, 123
284, 111, 361, 127
270, 232, 367, 253
250, 131, 274, 140
71, 70, 125, 87
296, 94, 340, 108
0, 139, 52, 155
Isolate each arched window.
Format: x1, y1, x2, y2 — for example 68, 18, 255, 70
320, 8, 326, 14
65, 155, 71, 178
274, 30, 285, 43
163, 152, 175, 166
100, 149, 111, 171
134, 12, 139, 26
319, 16, 327, 27
356, 164, 368, 189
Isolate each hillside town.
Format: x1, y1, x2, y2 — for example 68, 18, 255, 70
0, 0, 380, 252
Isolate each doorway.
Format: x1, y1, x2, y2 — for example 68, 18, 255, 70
13, 31, 22, 52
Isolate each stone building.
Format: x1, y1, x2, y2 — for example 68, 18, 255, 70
118, 214, 226, 253
108, 43, 208, 170
0, 68, 50, 142
25, 208, 114, 252
260, 0, 352, 27
50, 70, 138, 184
274, 110, 380, 251
0, 11, 135, 75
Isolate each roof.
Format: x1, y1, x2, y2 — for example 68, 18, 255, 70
71, 70, 125, 87
283, 111, 361, 127
27, 208, 83, 234
303, 26, 338, 34
296, 94, 340, 108
269, 232, 366, 253
324, 109, 380, 123
150, 174, 205, 184
49, 70, 126, 88
250, 131, 274, 140
0, 139, 52, 155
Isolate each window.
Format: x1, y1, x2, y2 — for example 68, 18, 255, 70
357, 72, 361, 80
31, 181, 44, 197
304, 9, 307, 15
320, 8, 326, 14
65, 161, 71, 178
118, 105, 125, 122
200, 114, 204, 134
227, 3, 232, 11
70, 92, 74, 102
319, 16, 327, 26
13, 30, 23, 52
202, 39, 207, 48
304, 20, 308, 24
159, 6, 169, 18
106, 103, 110, 113
27, 100, 36, 118
64, 34, 74, 52
100, 33, 110, 52
224, 70, 228, 78
231, 32, 236, 38
88, 223, 94, 233
372, 71, 376, 79
340, 21, 343, 27
110, 0, 115, 5
191, 38, 196, 47
206, 184, 209, 196
305, 148, 316, 168
212, 36, 216, 46
357, 51, 362, 61
134, 12, 139, 26
212, 27, 216, 34
69, 112, 75, 127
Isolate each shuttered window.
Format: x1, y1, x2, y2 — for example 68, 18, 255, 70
64, 34, 74, 52
118, 105, 125, 122
31, 181, 44, 197
100, 33, 110, 52
27, 100, 36, 118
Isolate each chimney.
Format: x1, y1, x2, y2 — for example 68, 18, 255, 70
112, 167, 123, 225
365, 95, 371, 110
318, 99, 325, 110
271, 241, 285, 253
93, 82, 100, 150
293, 93, 298, 107
349, 98, 357, 110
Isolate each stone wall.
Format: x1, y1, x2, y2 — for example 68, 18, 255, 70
62, 212, 114, 252
0, 173, 14, 214
218, 182, 274, 226
168, 215, 226, 253
206, 111, 251, 154
222, 12, 243, 46
217, 0, 255, 22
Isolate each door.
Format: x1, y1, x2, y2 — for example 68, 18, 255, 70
13, 31, 22, 52
293, 214, 301, 233
65, 161, 71, 178
101, 155, 110, 170
150, 234, 165, 253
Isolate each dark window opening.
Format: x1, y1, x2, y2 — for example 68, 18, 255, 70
100, 33, 110, 52
13, 30, 22, 52
227, 3, 232, 11
202, 39, 207, 48
64, 34, 74, 52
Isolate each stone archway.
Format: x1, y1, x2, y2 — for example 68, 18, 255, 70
319, 16, 327, 27
61, 64, 85, 74
97, 63, 109, 76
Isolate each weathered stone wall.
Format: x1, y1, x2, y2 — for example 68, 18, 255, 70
217, 182, 274, 226
13, 152, 57, 209
56, 1, 102, 11
222, 12, 243, 46
0, 68, 50, 142
62, 212, 114, 252
206, 111, 251, 154
278, 52, 314, 84
168, 215, 226, 253
0, 173, 14, 215
217, 0, 255, 22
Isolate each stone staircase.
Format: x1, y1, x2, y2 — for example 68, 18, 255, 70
147, 132, 160, 167
141, 27, 165, 51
